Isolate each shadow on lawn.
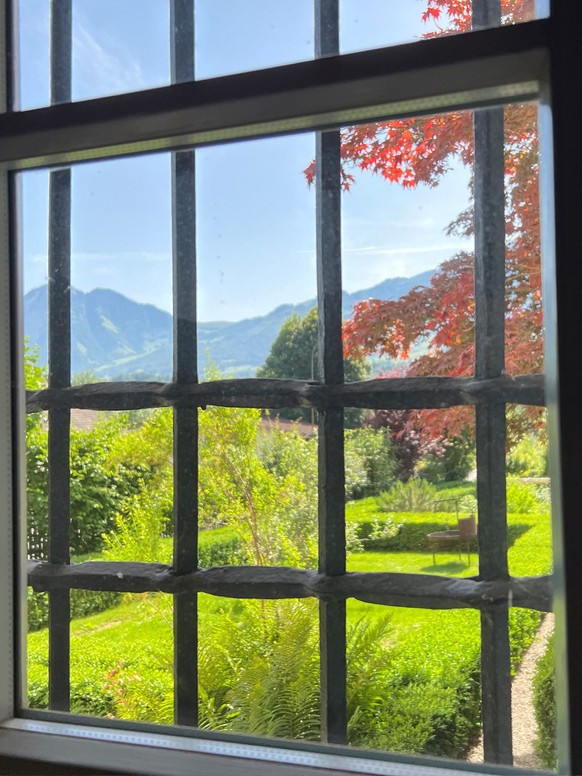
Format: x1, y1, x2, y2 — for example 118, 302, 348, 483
419, 561, 472, 574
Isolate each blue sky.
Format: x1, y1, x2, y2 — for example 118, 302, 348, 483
18, 1, 472, 321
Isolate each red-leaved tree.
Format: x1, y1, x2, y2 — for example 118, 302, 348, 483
306, 0, 540, 443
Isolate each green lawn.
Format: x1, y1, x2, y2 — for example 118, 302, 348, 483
27, 488, 553, 755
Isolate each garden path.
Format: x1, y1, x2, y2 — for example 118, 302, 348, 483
466, 613, 554, 769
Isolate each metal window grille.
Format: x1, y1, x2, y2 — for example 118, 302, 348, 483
10, 0, 554, 769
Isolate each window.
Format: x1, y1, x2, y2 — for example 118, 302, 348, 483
1, 1, 579, 774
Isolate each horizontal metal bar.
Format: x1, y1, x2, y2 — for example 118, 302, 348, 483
25, 374, 545, 413
27, 561, 552, 612
0, 21, 547, 170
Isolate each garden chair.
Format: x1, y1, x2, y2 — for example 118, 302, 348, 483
427, 514, 477, 566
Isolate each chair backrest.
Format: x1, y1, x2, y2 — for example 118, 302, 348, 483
458, 514, 477, 537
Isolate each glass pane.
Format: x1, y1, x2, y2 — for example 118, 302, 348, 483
17, 0, 170, 109
340, 110, 474, 379
16, 2, 543, 110
27, 592, 174, 723
198, 406, 317, 569
21, 156, 173, 384
199, 596, 320, 739
195, 0, 313, 80
197, 134, 316, 379
340, 0, 540, 56
346, 408, 476, 575
17, 95, 554, 765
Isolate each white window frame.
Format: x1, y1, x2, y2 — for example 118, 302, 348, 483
1, 1, 578, 774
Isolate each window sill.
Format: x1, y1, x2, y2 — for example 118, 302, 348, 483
0, 718, 527, 776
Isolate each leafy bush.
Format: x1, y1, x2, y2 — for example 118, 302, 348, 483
507, 433, 548, 477
454, 480, 546, 517
506, 478, 540, 514
344, 427, 396, 499
359, 518, 400, 549
418, 433, 475, 484
378, 478, 438, 513
534, 633, 556, 769
27, 414, 159, 558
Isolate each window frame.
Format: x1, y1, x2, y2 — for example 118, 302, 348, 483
0, 1, 578, 774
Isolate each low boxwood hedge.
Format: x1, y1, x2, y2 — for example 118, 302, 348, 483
28, 588, 121, 632
533, 633, 556, 769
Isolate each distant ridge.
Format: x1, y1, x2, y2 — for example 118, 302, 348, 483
24, 268, 433, 379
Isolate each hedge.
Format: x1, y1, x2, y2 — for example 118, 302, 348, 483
348, 510, 469, 552
533, 633, 556, 769
27, 528, 245, 632
28, 589, 121, 632
198, 527, 246, 567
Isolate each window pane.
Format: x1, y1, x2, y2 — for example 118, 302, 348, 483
345, 408, 477, 576
195, 0, 313, 80
15, 2, 543, 111
340, 110, 475, 379
21, 156, 173, 383
198, 596, 320, 739
199, 407, 317, 569
197, 135, 316, 379
340, 0, 540, 56
16, 97, 553, 766
17, 0, 170, 109
27, 592, 174, 723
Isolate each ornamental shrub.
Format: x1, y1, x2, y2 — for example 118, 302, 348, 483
377, 478, 438, 513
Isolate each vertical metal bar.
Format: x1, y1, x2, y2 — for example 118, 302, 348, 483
47, 0, 71, 713
170, 0, 198, 728
544, 3, 582, 772
472, 0, 512, 765
315, 0, 346, 745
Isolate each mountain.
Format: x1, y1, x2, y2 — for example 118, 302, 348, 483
24, 269, 433, 379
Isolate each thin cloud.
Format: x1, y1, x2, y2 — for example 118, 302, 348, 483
343, 242, 471, 257
73, 22, 146, 99
72, 251, 170, 264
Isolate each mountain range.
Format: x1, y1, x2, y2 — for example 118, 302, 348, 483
24, 269, 433, 379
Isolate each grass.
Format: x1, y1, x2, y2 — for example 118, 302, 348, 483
27, 482, 553, 752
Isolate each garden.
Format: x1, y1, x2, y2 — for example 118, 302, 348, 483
25, 395, 554, 763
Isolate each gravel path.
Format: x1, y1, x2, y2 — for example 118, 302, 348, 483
466, 613, 554, 769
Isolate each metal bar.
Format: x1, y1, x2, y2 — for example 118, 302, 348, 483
25, 374, 546, 413
27, 562, 553, 612
315, 0, 346, 745
47, 0, 71, 713
170, 0, 198, 729
472, 0, 512, 764
0, 21, 547, 170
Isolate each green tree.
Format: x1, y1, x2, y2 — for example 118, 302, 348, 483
257, 308, 370, 426
199, 405, 317, 567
